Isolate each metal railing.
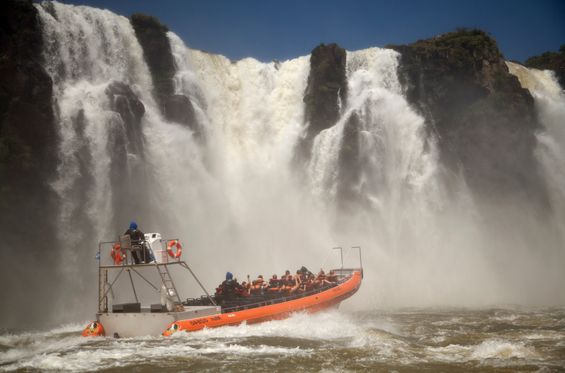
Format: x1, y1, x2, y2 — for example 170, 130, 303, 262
97, 238, 216, 313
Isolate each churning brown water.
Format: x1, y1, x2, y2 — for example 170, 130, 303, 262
1, 308, 564, 372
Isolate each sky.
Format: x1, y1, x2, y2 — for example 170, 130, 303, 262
58, 0, 564, 62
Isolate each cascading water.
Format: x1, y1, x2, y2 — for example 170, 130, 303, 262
30, 2, 565, 326
165, 33, 335, 280
36, 2, 154, 255
310, 48, 443, 243
34, 2, 174, 320
507, 62, 565, 238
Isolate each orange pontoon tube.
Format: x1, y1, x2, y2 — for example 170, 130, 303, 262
163, 270, 362, 336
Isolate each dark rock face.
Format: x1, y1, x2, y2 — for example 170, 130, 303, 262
130, 13, 197, 130
392, 29, 547, 206
525, 45, 565, 90
298, 43, 347, 159
104, 81, 151, 228
163, 94, 196, 128
336, 113, 362, 210
105, 81, 145, 154
0, 0, 60, 326
130, 14, 175, 103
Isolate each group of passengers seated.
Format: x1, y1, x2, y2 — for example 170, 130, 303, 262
215, 267, 338, 299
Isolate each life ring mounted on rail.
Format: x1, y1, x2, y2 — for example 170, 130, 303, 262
110, 243, 124, 265
167, 240, 183, 259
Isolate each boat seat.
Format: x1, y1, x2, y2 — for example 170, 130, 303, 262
150, 304, 167, 313
112, 302, 141, 313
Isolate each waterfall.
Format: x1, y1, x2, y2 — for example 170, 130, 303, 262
165, 33, 332, 276
309, 48, 443, 242
36, 2, 155, 266
507, 62, 565, 238
31, 2, 565, 325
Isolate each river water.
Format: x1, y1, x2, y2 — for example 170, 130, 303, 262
1, 308, 564, 372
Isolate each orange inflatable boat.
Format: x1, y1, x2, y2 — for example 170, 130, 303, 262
163, 269, 362, 336
82, 236, 363, 338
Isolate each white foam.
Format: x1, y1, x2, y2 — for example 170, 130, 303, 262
470, 339, 538, 360
1, 332, 311, 372
175, 310, 368, 341
426, 338, 539, 364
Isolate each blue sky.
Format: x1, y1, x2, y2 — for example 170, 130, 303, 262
60, 0, 564, 62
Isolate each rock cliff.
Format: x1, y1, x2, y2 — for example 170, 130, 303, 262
0, 0, 59, 325
392, 29, 547, 207
130, 13, 196, 130
297, 43, 347, 161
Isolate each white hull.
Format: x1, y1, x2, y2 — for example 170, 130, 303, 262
98, 306, 220, 337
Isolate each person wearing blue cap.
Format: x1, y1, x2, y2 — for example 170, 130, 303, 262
215, 271, 242, 301
124, 220, 154, 264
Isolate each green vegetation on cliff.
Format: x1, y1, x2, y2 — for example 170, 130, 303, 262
525, 45, 565, 89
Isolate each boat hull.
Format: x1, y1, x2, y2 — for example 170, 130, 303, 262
96, 306, 221, 338
164, 270, 362, 336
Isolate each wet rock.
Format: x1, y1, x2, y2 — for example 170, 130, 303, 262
0, 0, 57, 239
336, 113, 362, 211
130, 13, 197, 129
391, 29, 547, 207
163, 94, 196, 129
130, 13, 175, 104
105, 81, 145, 155
297, 43, 347, 160
104, 81, 149, 227
0, 0, 60, 327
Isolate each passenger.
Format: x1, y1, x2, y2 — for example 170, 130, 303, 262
251, 275, 268, 294
299, 266, 313, 277
217, 272, 239, 299
289, 270, 303, 294
315, 269, 332, 287
279, 271, 293, 294
124, 220, 154, 264
238, 281, 251, 297
303, 274, 315, 292
298, 272, 314, 292
326, 270, 338, 283
267, 274, 281, 292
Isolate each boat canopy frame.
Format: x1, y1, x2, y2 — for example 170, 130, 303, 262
97, 239, 217, 313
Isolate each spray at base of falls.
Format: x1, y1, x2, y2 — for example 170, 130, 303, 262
28, 1, 565, 326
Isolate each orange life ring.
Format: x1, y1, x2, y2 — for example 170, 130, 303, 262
167, 240, 182, 259
110, 243, 123, 265
81, 321, 105, 337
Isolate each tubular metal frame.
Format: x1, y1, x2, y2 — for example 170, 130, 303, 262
97, 239, 217, 313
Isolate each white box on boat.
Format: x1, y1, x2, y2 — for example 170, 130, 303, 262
144, 232, 167, 263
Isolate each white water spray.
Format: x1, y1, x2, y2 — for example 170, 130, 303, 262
31, 2, 565, 327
